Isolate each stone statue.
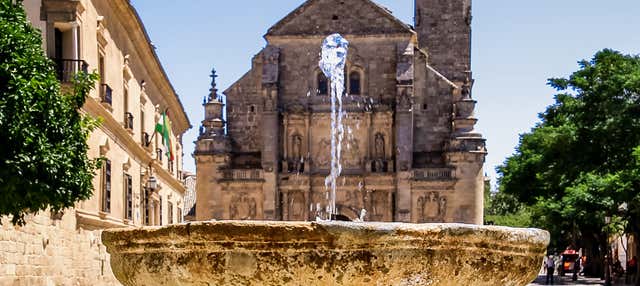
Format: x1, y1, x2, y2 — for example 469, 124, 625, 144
398, 89, 411, 109
288, 192, 305, 220
374, 133, 385, 172
375, 133, 385, 159
291, 134, 303, 172
315, 138, 331, 168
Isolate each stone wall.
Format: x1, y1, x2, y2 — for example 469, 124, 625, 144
0, 211, 120, 286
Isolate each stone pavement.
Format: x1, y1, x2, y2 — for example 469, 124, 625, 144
528, 274, 636, 285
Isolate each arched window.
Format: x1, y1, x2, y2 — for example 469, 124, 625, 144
349, 71, 361, 95
317, 73, 328, 95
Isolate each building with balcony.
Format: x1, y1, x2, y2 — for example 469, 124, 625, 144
0, 0, 191, 285
195, 0, 486, 225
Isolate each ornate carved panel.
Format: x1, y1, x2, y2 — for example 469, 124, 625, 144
286, 191, 306, 221
229, 193, 257, 220
417, 191, 447, 223
365, 190, 389, 221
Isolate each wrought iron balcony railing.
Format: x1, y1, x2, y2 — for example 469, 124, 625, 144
101, 84, 112, 105
52, 58, 88, 83
142, 132, 150, 147
124, 112, 134, 130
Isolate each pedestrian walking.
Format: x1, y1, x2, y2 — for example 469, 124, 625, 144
545, 255, 555, 285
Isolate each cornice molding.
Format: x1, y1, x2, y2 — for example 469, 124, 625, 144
103, 0, 191, 134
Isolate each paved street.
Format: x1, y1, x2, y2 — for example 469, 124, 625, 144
528, 274, 635, 285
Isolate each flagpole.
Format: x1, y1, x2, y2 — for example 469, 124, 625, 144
146, 108, 169, 147
146, 129, 157, 147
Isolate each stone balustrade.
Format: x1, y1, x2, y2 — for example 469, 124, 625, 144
221, 169, 264, 181
413, 167, 455, 180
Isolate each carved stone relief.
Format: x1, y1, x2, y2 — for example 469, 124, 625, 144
398, 88, 412, 110
342, 137, 362, 168
314, 138, 331, 168
365, 190, 388, 221
417, 192, 447, 223
287, 191, 306, 221
229, 193, 257, 220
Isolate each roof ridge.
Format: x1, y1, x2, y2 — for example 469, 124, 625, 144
265, 0, 414, 37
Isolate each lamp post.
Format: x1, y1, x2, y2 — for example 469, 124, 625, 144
605, 215, 612, 286
147, 176, 158, 190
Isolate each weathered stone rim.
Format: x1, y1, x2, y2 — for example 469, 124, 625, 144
102, 221, 549, 255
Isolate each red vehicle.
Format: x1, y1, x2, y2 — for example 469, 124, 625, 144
559, 249, 579, 276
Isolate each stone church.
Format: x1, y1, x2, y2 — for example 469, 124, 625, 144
195, 0, 486, 224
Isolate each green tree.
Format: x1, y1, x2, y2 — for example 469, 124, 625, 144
0, 0, 100, 225
484, 190, 532, 228
497, 49, 640, 281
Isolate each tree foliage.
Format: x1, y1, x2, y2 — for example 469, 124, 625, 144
497, 49, 640, 279
0, 0, 100, 225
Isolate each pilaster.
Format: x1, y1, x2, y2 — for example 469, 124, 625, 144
261, 45, 280, 220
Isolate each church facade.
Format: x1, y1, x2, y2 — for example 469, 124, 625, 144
195, 0, 486, 224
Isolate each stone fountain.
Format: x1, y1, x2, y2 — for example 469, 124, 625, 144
102, 34, 549, 285
103, 221, 548, 286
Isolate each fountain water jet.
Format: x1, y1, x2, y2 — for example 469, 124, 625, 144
319, 33, 349, 220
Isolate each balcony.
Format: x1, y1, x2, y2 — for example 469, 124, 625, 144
221, 169, 264, 181
124, 112, 134, 130
413, 168, 455, 181
52, 58, 88, 83
101, 84, 113, 106
142, 132, 150, 148
156, 148, 163, 162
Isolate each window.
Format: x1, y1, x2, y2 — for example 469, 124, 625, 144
98, 52, 105, 87
156, 148, 163, 162
124, 84, 133, 129
124, 174, 133, 221
317, 73, 328, 95
349, 71, 361, 95
140, 110, 147, 146
159, 197, 163, 225
177, 208, 182, 223
124, 83, 129, 116
101, 159, 111, 213
168, 201, 173, 224
142, 187, 150, 225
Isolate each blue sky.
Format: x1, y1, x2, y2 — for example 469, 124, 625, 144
131, 0, 640, 188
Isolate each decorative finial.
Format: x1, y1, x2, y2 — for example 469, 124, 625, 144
208, 68, 219, 102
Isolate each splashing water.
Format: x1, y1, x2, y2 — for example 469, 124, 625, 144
319, 33, 349, 220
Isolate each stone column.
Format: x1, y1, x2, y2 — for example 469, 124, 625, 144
395, 85, 413, 222
261, 45, 280, 220
261, 87, 279, 220
72, 21, 79, 60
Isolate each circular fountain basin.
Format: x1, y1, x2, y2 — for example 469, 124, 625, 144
102, 221, 549, 286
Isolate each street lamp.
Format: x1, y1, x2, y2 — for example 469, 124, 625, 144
147, 176, 158, 190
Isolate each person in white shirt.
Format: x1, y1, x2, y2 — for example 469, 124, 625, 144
545, 255, 555, 285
